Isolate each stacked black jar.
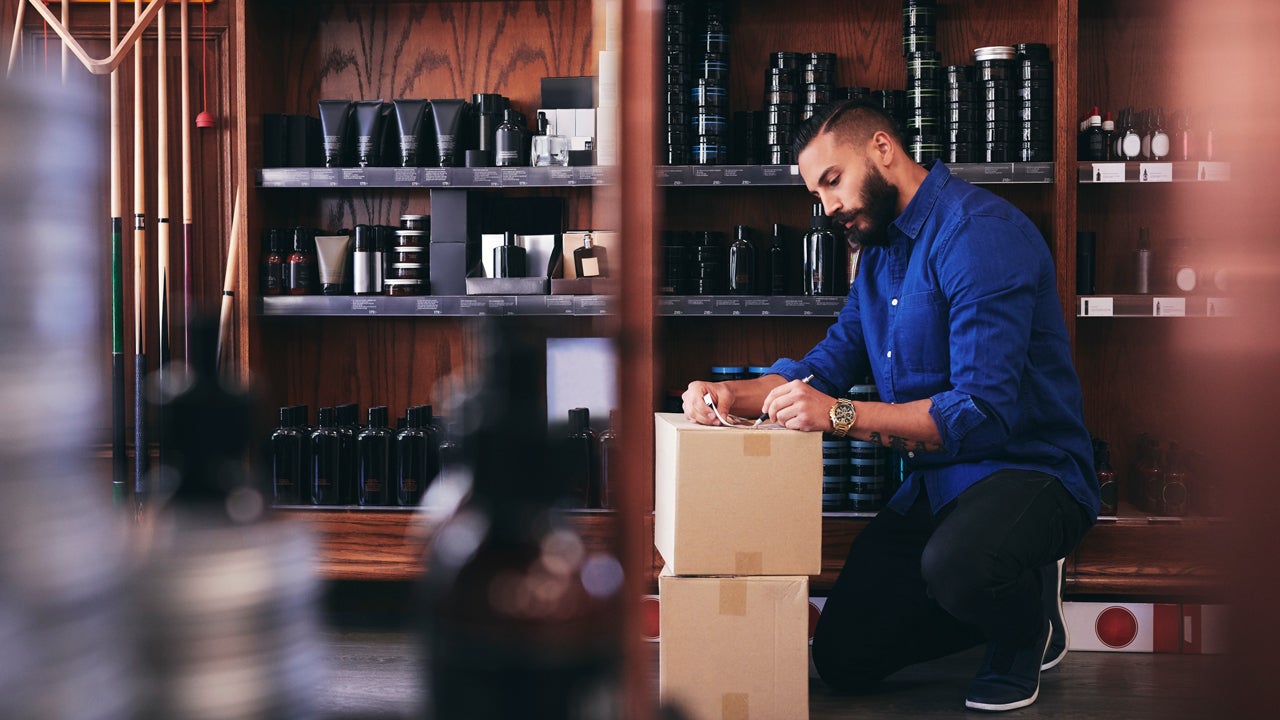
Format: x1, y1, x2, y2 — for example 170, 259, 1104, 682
904, 0, 941, 164
873, 89, 908, 129
836, 86, 871, 103
943, 64, 976, 162
974, 45, 1017, 162
1016, 42, 1053, 161
663, 2, 692, 165
763, 52, 800, 165
799, 53, 837, 124
691, 0, 730, 165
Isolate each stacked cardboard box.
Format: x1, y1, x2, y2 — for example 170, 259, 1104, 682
654, 413, 821, 720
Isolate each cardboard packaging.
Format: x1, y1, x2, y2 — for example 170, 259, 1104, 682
659, 569, 810, 720
654, 413, 821, 576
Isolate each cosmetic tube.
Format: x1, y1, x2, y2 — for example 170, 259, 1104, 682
353, 100, 387, 167
393, 99, 429, 167
429, 99, 467, 167
315, 232, 353, 295
318, 100, 353, 168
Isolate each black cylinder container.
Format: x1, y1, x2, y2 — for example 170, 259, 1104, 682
311, 407, 342, 506
357, 406, 395, 506
565, 408, 597, 508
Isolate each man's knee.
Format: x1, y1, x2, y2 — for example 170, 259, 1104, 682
920, 541, 999, 622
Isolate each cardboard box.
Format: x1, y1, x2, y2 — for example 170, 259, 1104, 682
659, 569, 809, 720
654, 413, 821, 576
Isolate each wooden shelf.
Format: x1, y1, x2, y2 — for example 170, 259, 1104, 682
256, 166, 614, 189
261, 294, 611, 317
1077, 295, 1236, 317
658, 295, 845, 317
1077, 161, 1230, 184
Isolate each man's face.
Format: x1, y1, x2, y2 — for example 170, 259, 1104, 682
798, 131, 900, 248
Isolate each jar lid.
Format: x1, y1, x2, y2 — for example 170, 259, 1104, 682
383, 279, 425, 286
974, 45, 1017, 61
395, 229, 428, 237
392, 262, 425, 269
394, 245, 425, 252
400, 214, 428, 221
710, 366, 746, 374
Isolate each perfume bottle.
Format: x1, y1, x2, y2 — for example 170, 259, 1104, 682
494, 109, 524, 168
728, 224, 756, 294
804, 204, 836, 296
494, 231, 527, 278
573, 233, 607, 278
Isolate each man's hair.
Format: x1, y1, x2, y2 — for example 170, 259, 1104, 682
791, 100, 907, 159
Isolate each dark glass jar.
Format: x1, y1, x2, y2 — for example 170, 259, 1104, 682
285, 227, 317, 295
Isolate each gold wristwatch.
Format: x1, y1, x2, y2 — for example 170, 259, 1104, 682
829, 398, 856, 437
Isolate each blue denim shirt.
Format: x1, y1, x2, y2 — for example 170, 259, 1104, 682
769, 162, 1099, 522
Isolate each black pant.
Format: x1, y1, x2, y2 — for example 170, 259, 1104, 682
811, 469, 1090, 692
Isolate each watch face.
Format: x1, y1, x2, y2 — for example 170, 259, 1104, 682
834, 401, 856, 424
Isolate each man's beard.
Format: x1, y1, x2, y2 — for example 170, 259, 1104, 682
831, 160, 899, 248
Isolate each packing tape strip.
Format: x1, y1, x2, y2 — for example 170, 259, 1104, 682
719, 580, 747, 616
722, 693, 749, 720
743, 433, 771, 457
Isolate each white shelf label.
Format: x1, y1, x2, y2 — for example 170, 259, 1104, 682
789, 165, 800, 175
1206, 297, 1236, 317
1197, 162, 1231, 182
1153, 297, 1186, 316
1080, 297, 1114, 316
1091, 163, 1126, 183
1139, 163, 1173, 182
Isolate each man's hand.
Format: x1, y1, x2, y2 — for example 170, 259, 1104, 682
682, 381, 735, 426
761, 379, 834, 432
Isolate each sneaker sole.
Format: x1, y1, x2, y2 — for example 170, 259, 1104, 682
1040, 558, 1069, 671
966, 621, 1052, 712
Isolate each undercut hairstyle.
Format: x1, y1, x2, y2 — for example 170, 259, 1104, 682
791, 100, 908, 159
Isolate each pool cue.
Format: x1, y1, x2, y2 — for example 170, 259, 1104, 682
156, 1, 170, 475
133, 0, 149, 517
61, 0, 67, 83
110, 0, 126, 508
6, 0, 25, 77
180, 0, 192, 364
216, 189, 243, 374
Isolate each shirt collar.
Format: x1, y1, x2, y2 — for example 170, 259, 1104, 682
891, 160, 950, 241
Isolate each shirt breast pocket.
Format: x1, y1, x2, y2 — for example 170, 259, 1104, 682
894, 291, 949, 375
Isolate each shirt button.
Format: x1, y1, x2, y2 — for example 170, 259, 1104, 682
887, 350, 893, 358
891, 298, 899, 306
908, 451, 916, 459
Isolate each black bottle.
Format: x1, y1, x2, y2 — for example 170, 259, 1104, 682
494, 231, 527, 278
311, 407, 342, 506
565, 407, 597, 508
334, 403, 359, 504
293, 405, 313, 504
1150, 106, 1170, 161
728, 224, 756, 295
769, 223, 789, 295
433, 414, 460, 474
1161, 441, 1189, 516
597, 410, 619, 510
1095, 438, 1118, 516
397, 406, 428, 506
420, 403, 444, 489
421, 319, 622, 718
261, 228, 285, 296
357, 405, 395, 506
494, 109, 524, 168
270, 406, 303, 505
804, 204, 836, 296
286, 227, 317, 295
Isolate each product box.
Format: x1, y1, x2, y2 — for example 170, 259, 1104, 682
595, 106, 618, 166
659, 568, 809, 720
654, 413, 822, 576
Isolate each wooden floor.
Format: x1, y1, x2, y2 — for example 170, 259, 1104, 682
316, 629, 1223, 719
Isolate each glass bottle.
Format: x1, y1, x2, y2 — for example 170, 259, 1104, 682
597, 410, 619, 510
397, 406, 428, 506
261, 228, 285, 296
1134, 226, 1152, 294
494, 231, 527, 278
310, 407, 342, 506
804, 203, 836, 296
1175, 109, 1195, 162
573, 232, 607, 278
1101, 111, 1116, 161
357, 405, 394, 506
565, 407, 597, 508
728, 224, 756, 295
1150, 106, 1170, 161
334, 403, 359, 505
270, 406, 303, 505
495, 109, 524, 168
769, 223, 789, 295
286, 227, 316, 295
353, 224, 382, 295
1084, 108, 1106, 161
420, 320, 623, 719
1161, 442, 1189, 516
1095, 438, 1118, 516
1119, 107, 1142, 160
293, 405, 313, 504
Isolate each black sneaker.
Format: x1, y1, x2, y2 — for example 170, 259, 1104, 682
1041, 558, 1068, 671
964, 620, 1052, 712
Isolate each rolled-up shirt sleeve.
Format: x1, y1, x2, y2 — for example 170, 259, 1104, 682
926, 214, 1039, 456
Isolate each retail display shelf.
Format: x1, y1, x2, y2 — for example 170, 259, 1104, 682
658, 295, 846, 317
1077, 160, 1230, 184
261, 294, 612, 317
1077, 294, 1235, 318
657, 162, 1054, 186
256, 165, 615, 189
